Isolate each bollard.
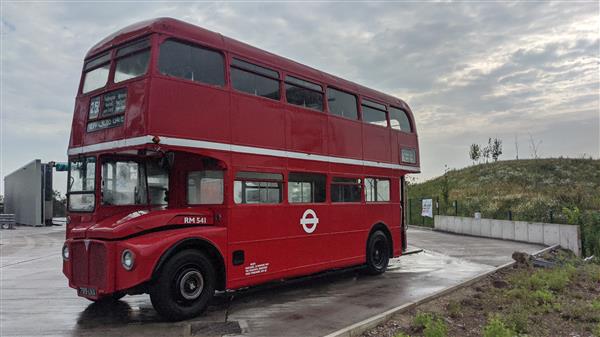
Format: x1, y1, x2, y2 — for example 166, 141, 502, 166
508, 210, 512, 221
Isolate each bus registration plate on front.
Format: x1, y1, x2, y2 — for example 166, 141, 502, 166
78, 287, 97, 297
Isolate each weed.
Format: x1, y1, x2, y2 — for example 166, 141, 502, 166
423, 318, 447, 337
446, 300, 462, 318
483, 316, 515, 337
531, 289, 554, 304
395, 332, 411, 337
561, 302, 600, 322
503, 306, 529, 334
412, 312, 434, 330
594, 323, 600, 337
592, 299, 600, 310
544, 266, 575, 292
411, 312, 447, 337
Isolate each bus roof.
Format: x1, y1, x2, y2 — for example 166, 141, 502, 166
86, 17, 411, 111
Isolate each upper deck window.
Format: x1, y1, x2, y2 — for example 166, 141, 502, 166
327, 88, 358, 120
361, 99, 388, 127
231, 58, 280, 100
158, 39, 224, 87
114, 38, 151, 83
285, 76, 323, 111
389, 107, 413, 132
82, 52, 110, 94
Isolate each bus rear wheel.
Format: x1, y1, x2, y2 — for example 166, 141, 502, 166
149, 250, 216, 321
365, 230, 390, 275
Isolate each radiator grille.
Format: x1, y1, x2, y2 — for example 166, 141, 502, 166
89, 242, 107, 288
70, 240, 108, 288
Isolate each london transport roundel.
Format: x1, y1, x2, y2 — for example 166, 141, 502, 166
300, 209, 319, 234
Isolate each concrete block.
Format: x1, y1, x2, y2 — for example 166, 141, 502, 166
453, 217, 462, 234
440, 216, 448, 231
453, 217, 463, 234
528, 223, 545, 244
436, 215, 450, 232
429, 216, 581, 257
464, 217, 475, 235
543, 224, 560, 246
515, 221, 529, 242
480, 218, 492, 237
434, 215, 442, 231
449, 216, 457, 233
491, 221, 503, 238
559, 225, 581, 256
502, 221, 516, 241
471, 218, 482, 237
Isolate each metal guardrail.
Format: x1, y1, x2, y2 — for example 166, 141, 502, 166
0, 214, 16, 229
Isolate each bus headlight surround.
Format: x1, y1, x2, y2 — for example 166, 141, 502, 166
62, 244, 69, 260
121, 249, 135, 271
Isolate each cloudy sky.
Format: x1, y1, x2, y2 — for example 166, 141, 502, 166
1, 2, 599, 194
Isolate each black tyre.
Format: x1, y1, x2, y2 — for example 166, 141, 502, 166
149, 250, 215, 321
365, 230, 390, 275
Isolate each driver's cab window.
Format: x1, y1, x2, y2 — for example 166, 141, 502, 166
187, 170, 224, 204
102, 161, 147, 205
147, 161, 169, 205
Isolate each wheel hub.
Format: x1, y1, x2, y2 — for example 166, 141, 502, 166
179, 270, 204, 300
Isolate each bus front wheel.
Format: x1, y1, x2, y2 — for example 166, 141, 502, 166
365, 230, 390, 275
149, 250, 216, 321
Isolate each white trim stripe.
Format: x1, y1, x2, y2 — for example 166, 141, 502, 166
68, 135, 421, 172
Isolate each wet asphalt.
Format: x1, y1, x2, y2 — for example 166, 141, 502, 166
0, 226, 544, 337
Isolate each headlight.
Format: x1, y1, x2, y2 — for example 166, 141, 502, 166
62, 244, 69, 260
121, 249, 135, 271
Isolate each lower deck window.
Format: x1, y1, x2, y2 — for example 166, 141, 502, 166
234, 172, 282, 204
288, 172, 326, 203
365, 178, 390, 202
331, 177, 362, 203
187, 170, 224, 204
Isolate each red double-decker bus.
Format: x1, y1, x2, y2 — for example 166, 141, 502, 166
63, 18, 420, 320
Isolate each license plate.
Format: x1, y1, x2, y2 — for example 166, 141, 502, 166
78, 287, 97, 297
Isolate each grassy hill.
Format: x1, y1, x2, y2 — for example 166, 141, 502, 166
408, 157, 600, 257
408, 158, 600, 225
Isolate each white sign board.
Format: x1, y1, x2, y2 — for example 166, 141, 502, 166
421, 199, 433, 218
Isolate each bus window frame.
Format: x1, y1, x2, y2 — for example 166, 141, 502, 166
360, 97, 390, 129
155, 36, 228, 90
67, 156, 98, 213
326, 86, 359, 121
80, 52, 112, 96
229, 55, 282, 102
186, 169, 225, 206
330, 175, 364, 204
389, 105, 415, 134
283, 72, 325, 112
287, 171, 327, 204
233, 170, 284, 205
112, 37, 152, 86
365, 177, 391, 203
